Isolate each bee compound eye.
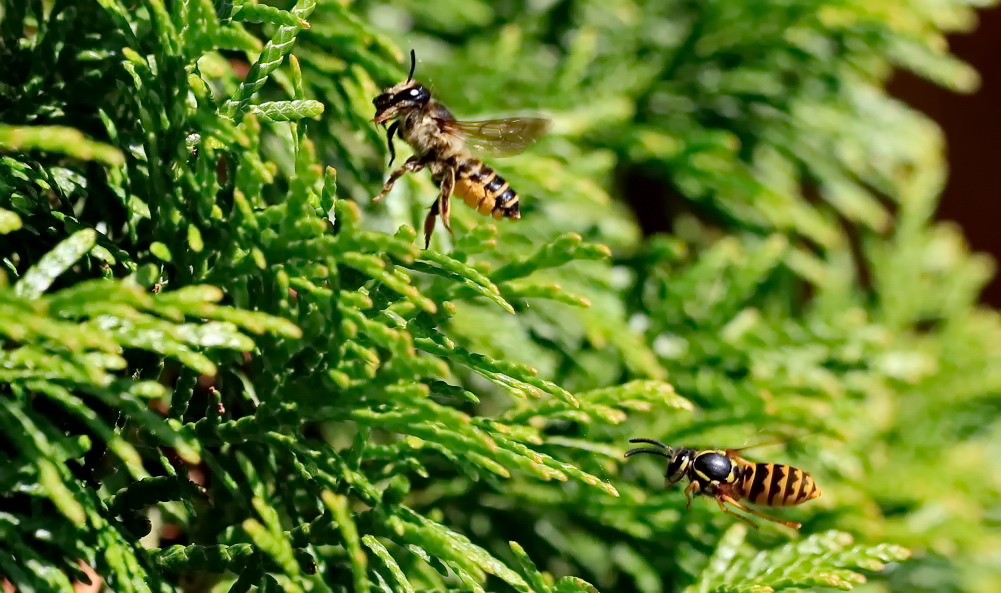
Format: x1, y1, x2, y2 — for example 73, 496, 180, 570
408, 85, 429, 102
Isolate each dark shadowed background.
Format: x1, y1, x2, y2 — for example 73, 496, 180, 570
893, 7, 1001, 305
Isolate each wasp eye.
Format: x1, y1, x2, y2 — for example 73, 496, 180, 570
666, 452, 690, 486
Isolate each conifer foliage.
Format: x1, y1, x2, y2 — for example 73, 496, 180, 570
1, 1, 999, 592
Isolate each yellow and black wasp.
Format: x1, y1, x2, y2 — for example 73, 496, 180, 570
371, 50, 551, 247
625, 437, 821, 528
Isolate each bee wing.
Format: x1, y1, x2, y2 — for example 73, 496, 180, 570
440, 117, 552, 157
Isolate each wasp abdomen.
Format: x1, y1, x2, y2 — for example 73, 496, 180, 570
455, 159, 521, 221
739, 463, 820, 507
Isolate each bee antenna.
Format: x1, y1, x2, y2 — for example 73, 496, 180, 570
407, 49, 417, 83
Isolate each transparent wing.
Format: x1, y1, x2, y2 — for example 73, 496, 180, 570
441, 117, 552, 157
725, 431, 822, 460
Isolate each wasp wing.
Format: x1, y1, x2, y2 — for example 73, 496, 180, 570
724, 450, 757, 466
725, 431, 822, 459
440, 117, 552, 157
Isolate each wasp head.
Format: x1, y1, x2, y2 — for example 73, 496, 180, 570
665, 448, 696, 487
625, 438, 695, 488
373, 49, 431, 124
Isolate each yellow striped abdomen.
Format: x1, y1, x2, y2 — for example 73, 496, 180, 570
454, 158, 520, 220
737, 463, 821, 507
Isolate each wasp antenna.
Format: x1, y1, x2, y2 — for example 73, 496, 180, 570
628, 437, 671, 449
407, 49, 417, 82
625, 447, 673, 459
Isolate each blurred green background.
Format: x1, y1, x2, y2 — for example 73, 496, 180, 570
2, 1, 1000, 592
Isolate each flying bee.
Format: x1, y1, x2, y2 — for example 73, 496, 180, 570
371, 50, 552, 247
625, 437, 821, 529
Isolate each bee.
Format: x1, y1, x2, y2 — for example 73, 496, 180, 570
625, 437, 821, 529
371, 50, 552, 247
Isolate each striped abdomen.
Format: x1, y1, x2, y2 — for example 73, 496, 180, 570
453, 158, 520, 221
736, 463, 821, 507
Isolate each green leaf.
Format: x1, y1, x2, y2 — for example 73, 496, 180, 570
324, 492, 369, 593
687, 526, 911, 593
14, 229, 97, 299
224, 0, 318, 121
0, 208, 22, 234
234, 3, 311, 28
415, 250, 515, 314
250, 100, 325, 122
0, 125, 125, 165
363, 535, 416, 593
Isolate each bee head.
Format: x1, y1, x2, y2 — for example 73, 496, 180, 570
625, 438, 694, 488
373, 50, 431, 124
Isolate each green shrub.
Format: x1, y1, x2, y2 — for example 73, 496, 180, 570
1, 1, 998, 592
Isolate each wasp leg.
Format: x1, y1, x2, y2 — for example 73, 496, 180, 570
423, 199, 440, 249
684, 481, 699, 510
373, 155, 423, 203
437, 166, 456, 237
715, 497, 760, 529
718, 494, 801, 529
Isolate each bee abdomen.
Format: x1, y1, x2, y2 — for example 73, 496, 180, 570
739, 463, 820, 507
456, 160, 521, 221
494, 186, 521, 220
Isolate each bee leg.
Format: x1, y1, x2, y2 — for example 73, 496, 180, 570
718, 494, 801, 529
715, 497, 760, 529
437, 167, 456, 236
684, 481, 698, 510
385, 121, 400, 166
373, 155, 423, 203
423, 199, 439, 249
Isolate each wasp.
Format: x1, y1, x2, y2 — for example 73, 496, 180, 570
371, 50, 551, 247
625, 437, 821, 529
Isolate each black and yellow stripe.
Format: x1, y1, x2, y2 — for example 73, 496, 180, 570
457, 159, 521, 220
738, 463, 820, 507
